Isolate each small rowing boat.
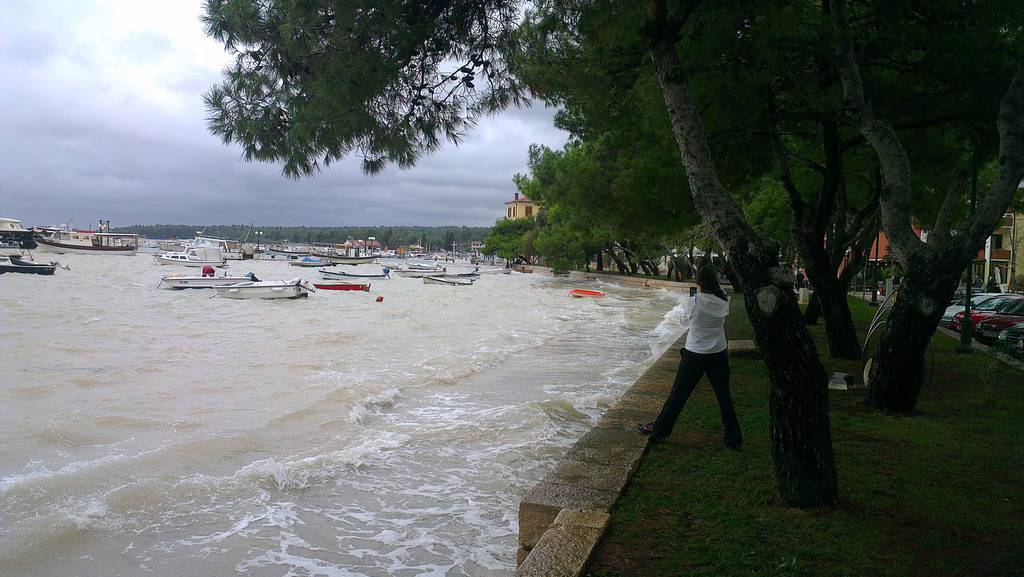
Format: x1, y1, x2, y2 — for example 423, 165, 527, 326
320, 267, 391, 280
289, 256, 329, 267
214, 278, 313, 299
569, 289, 605, 298
421, 274, 473, 284
313, 282, 371, 291
159, 272, 255, 289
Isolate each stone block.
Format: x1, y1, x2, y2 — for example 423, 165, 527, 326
595, 404, 662, 430
564, 434, 646, 473
728, 339, 761, 357
552, 508, 611, 530
610, 391, 667, 414
519, 483, 618, 547
514, 510, 608, 577
517, 546, 531, 566
544, 459, 633, 494
572, 425, 650, 450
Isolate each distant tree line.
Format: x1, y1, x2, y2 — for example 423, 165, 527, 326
113, 224, 490, 250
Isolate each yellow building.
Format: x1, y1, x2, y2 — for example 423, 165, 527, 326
504, 192, 538, 219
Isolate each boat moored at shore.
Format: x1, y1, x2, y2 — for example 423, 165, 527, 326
155, 247, 227, 267
34, 223, 138, 255
0, 255, 56, 275
159, 272, 257, 289
214, 278, 313, 299
0, 217, 38, 254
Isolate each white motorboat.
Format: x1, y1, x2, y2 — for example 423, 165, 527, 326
155, 247, 227, 267
214, 278, 314, 299
159, 272, 257, 289
423, 276, 475, 286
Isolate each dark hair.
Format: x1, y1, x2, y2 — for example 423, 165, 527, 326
696, 265, 728, 301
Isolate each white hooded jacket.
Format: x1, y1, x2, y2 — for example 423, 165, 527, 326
681, 291, 731, 354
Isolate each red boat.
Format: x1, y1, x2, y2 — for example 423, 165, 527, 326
313, 282, 371, 292
569, 289, 605, 298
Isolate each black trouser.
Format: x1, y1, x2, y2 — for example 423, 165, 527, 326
652, 348, 742, 446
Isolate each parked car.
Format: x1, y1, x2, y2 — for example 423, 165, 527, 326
949, 294, 1024, 332
975, 299, 1024, 343
940, 293, 1002, 327
996, 322, 1024, 358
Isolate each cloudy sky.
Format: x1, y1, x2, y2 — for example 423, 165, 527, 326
0, 1, 567, 228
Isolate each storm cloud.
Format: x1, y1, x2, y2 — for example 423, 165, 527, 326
0, 1, 567, 228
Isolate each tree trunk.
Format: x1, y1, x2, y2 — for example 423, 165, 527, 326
607, 248, 629, 274
596, 250, 604, 271
647, 6, 837, 507
815, 282, 861, 360
865, 253, 962, 412
804, 291, 821, 325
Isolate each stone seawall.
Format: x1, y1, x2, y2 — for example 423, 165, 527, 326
512, 333, 760, 576
514, 265, 698, 292
513, 335, 685, 575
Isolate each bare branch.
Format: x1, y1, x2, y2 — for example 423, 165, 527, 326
968, 61, 1024, 256
928, 169, 967, 247
833, 0, 924, 264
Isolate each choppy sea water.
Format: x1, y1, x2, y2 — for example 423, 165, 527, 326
0, 254, 685, 577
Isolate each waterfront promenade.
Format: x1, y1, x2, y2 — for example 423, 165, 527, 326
517, 295, 1024, 576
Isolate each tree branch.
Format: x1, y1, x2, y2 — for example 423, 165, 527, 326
833, 0, 924, 264
928, 168, 967, 247
967, 60, 1024, 257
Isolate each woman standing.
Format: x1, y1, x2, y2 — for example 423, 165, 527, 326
638, 265, 742, 448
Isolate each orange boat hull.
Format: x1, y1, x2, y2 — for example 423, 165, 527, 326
569, 289, 605, 298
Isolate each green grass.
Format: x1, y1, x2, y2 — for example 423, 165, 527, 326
586, 297, 1024, 577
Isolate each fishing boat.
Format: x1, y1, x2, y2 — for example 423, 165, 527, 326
289, 256, 329, 267
394, 268, 447, 278
214, 278, 314, 299
423, 276, 475, 286
320, 267, 391, 281
443, 268, 481, 279
265, 245, 311, 259
476, 267, 511, 275
159, 272, 257, 289
155, 247, 227, 267
0, 217, 38, 254
326, 254, 378, 265
34, 224, 138, 255
0, 256, 56, 275
157, 240, 186, 252
313, 282, 371, 291
569, 289, 605, 298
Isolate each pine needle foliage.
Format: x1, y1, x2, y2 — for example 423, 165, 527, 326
202, 0, 528, 176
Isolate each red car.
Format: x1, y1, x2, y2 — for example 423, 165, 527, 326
950, 294, 1024, 332
975, 299, 1024, 343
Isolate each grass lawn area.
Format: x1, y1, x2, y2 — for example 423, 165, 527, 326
586, 297, 1024, 577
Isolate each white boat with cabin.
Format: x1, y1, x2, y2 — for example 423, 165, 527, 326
155, 247, 227, 267
0, 217, 37, 255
